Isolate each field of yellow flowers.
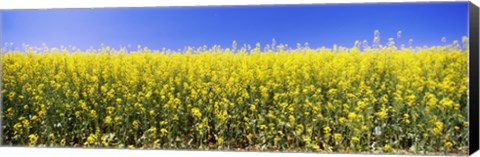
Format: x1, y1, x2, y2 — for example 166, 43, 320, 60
1, 43, 469, 154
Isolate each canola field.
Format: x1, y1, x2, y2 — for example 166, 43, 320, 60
1, 43, 469, 154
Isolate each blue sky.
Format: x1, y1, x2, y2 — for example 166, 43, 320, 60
1, 2, 469, 51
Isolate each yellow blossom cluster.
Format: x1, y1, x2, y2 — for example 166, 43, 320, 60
1, 43, 468, 154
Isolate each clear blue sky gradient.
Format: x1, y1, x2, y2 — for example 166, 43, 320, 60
1, 2, 469, 51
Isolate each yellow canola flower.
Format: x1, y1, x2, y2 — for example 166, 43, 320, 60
334, 133, 342, 141
87, 134, 96, 145
288, 115, 296, 125
160, 128, 168, 137
149, 110, 155, 116
347, 112, 357, 120
384, 144, 392, 152
132, 120, 140, 130
90, 110, 97, 119
191, 107, 202, 120
28, 134, 39, 146
352, 136, 360, 143
49, 133, 55, 141
444, 141, 454, 149
323, 126, 332, 134
105, 116, 112, 125
60, 138, 67, 146
376, 109, 388, 120
339, 117, 347, 124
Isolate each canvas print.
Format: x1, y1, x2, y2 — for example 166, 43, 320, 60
0, 2, 471, 155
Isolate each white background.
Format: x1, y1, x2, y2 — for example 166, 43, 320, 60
0, 0, 478, 157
